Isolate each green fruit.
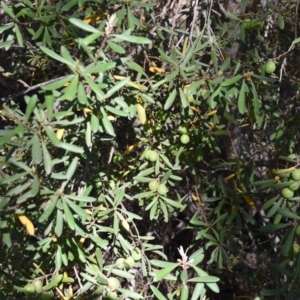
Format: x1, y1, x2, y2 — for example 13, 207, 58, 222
296, 225, 300, 236
108, 180, 116, 189
131, 249, 142, 261
251, 20, 263, 30
243, 18, 252, 30
289, 181, 300, 191
292, 169, 300, 181
157, 184, 168, 195
149, 180, 159, 192
178, 124, 189, 135
281, 187, 294, 199
113, 154, 122, 164
107, 277, 121, 290
124, 256, 135, 268
147, 151, 158, 162
115, 258, 125, 269
23, 283, 35, 294
39, 293, 51, 300
34, 280, 43, 293
293, 243, 300, 255
106, 291, 118, 300
264, 61, 276, 74
180, 134, 190, 144
194, 151, 203, 162
200, 88, 207, 97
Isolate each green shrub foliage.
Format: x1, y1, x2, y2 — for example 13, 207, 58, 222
1, 0, 300, 299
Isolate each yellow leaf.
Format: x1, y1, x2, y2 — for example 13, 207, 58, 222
113, 75, 126, 80
113, 75, 148, 91
83, 108, 93, 114
128, 81, 148, 91
55, 287, 67, 299
149, 66, 165, 73
231, 204, 236, 213
108, 115, 116, 121
224, 173, 236, 181
123, 141, 142, 155
84, 13, 107, 24
78, 237, 85, 247
137, 103, 146, 124
205, 110, 217, 116
17, 214, 35, 236
56, 129, 65, 140
272, 166, 296, 175
190, 106, 199, 113
68, 285, 74, 298
241, 194, 255, 208
85, 209, 93, 215
63, 82, 70, 87
121, 220, 130, 232
192, 194, 200, 202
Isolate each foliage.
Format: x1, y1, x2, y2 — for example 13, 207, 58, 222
1, 0, 300, 299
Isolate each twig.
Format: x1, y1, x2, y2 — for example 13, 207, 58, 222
0, 75, 71, 102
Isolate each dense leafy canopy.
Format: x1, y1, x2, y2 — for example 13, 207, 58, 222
1, 0, 300, 299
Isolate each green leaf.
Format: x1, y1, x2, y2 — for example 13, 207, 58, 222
277, 208, 300, 220
25, 95, 38, 122
277, 13, 284, 29
55, 245, 62, 270
65, 198, 90, 219
188, 276, 220, 283
83, 74, 105, 100
107, 41, 126, 54
221, 75, 243, 87
111, 269, 135, 280
260, 285, 287, 296
69, 18, 100, 33
150, 285, 167, 300
189, 249, 204, 265
206, 282, 220, 293
44, 274, 63, 291
238, 80, 247, 114
64, 74, 78, 100
84, 61, 116, 74
100, 107, 115, 136
39, 196, 58, 222
60, 142, 84, 154
65, 194, 96, 202
164, 89, 177, 110
106, 77, 130, 99
1, 2, 16, 19
32, 133, 43, 165
44, 127, 62, 147
77, 82, 88, 105
112, 33, 151, 44
14, 24, 23, 47
42, 75, 74, 90
191, 283, 206, 300
282, 227, 296, 256
153, 263, 180, 282
31, 174, 40, 196
179, 88, 189, 108
55, 209, 64, 237
40, 46, 74, 67
259, 223, 291, 233
116, 288, 144, 299
62, 197, 76, 230
42, 141, 52, 175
